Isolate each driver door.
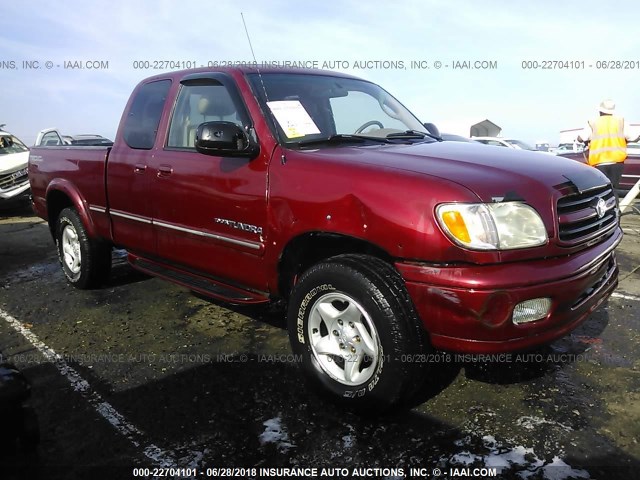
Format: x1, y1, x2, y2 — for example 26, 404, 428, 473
148, 74, 270, 292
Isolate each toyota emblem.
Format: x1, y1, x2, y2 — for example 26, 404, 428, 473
595, 198, 606, 219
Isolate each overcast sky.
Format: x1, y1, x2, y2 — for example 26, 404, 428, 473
2, 0, 640, 145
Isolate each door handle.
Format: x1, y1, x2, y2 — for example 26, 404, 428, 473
157, 165, 173, 178
134, 164, 147, 174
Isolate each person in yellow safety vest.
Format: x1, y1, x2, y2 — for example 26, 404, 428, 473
577, 99, 640, 200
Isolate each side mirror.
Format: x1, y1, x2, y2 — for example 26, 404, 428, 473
423, 122, 441, 138
195, 121, 259, 158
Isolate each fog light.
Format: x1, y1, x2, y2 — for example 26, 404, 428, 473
512, 298, 551, 325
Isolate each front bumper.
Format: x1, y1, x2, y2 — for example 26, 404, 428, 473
0, 181, 30, 201
397, 228, 622, 353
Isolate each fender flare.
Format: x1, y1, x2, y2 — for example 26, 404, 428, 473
45, 178, 98, 238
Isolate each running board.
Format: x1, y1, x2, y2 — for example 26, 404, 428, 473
130, 256, 269, 304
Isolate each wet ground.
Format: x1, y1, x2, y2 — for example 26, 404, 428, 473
0, 201, 639, 480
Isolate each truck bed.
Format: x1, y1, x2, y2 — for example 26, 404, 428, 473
29, 146, 110, 225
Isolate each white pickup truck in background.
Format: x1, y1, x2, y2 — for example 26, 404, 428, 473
35, 128, 113, 147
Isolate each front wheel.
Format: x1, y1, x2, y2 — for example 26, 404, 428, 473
287, 254, 428, 413
55, 207, 112, 289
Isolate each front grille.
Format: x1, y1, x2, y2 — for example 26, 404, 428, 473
557, 185, 618, 246
0, 167, 29, 191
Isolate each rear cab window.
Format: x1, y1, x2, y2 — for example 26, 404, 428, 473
123, 79, 172, 149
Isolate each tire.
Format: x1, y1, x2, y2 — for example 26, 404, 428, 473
55, 207, 112, 289
287, 254, 428, 413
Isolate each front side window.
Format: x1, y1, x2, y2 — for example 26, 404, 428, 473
123, 79, 171, 150
247, 73, 431, 147
167, 82, 245, 149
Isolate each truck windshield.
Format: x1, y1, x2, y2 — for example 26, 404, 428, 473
247, 73, 430, 147
0, 135, 29, 155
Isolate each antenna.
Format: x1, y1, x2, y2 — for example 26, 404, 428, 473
240, 12, 287, 164
241, 12, 270, 103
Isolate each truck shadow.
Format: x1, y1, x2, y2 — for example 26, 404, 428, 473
202, 296, 609, 399
0, 201, 33, 219
103, 250, 152, 288
189, 295, 462, 408
14, 350, 639, 479
463, 307, 610, 385
191, 293, 289, 330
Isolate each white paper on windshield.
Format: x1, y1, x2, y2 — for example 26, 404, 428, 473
267, 100, 321, 138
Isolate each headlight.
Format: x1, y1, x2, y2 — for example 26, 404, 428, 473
436, 202, 547, 250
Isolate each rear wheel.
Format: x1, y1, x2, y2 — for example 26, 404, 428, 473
288, 254, 428, 413
55, 207, 111, 289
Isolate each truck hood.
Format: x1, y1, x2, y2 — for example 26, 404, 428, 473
302, 141, 608, 202
0, 151, 29, 174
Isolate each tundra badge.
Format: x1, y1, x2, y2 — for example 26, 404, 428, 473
214, 218, 263, 235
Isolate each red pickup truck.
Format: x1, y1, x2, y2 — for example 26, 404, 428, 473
29, 67, 621, 411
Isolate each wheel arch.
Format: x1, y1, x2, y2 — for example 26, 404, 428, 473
45, 179, 97, 240
277, 231, 394, 300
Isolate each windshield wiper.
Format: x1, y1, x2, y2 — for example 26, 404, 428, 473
386, 130, 442, 141
294, 134, 392, 148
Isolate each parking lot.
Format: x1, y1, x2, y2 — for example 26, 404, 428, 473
1, 201, 639, 480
